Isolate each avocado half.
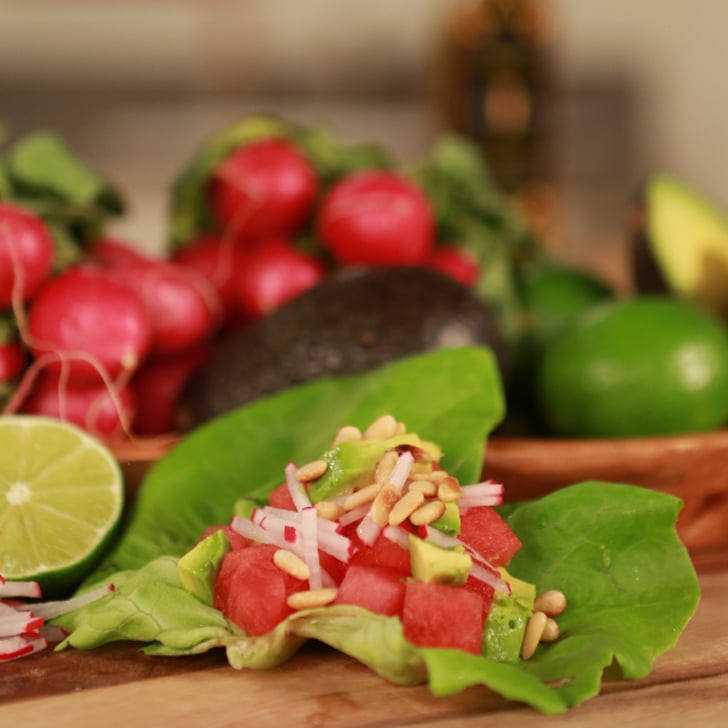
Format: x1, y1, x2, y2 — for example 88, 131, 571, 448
633, 175, 728, 319
178, 267, 507, 427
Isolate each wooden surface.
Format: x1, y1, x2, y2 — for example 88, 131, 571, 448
2, 564, 727, 726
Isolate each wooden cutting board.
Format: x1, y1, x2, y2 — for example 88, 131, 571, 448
2, 564, 727, 726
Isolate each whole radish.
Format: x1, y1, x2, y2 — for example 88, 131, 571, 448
236, 238, 326, 320
111, 259, 223, 355
316, 170, 435, 266
428, 245, 481, 286
0, 202, 55, 309
208, 138, 317, 245
174, 234, 244, 326
87, 237, 151, 268
131, 344, 209, 436
20, 370, 135, 440
0, 341, 25, 383
27, 265, 153, 387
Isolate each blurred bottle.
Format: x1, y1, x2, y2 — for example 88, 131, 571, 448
432, 0, 560, 235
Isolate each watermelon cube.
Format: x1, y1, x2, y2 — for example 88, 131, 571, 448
458, 506, 522, 567
268, 482, 297, 510
346, 528, 412, 574
213, 544, 305, 635
402, 581, 484, 655
463, 573, 495, 617
334, 565, 406, 616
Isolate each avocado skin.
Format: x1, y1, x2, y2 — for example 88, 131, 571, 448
178, 267, 507, 428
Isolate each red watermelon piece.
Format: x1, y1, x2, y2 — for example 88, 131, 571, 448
268, 482, 297, 510
213, 544, 305, 635
458, 506, 522, 567
346, 526, 412, 574
198, 524, 250, 550
463, 573, 496, 618
334, 565, 406, 616
402, 581, 484, 655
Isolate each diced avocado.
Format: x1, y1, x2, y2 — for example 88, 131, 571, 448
408, 534, 472, 587
177, 528, 231, 605
233, 497, 258, 519
307, 434, 442, 503
482, 567, 536, 663
431, 501, 460, 536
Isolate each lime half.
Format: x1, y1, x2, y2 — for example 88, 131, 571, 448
0, 415, 124, 597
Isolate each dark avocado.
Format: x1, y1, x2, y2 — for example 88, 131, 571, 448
178, 267, 507, 427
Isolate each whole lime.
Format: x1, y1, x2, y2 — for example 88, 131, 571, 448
538, 296, 728, 437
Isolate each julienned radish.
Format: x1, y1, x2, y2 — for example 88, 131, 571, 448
208, 137, 318, 245
26, 266, 153, 387
0, 202, 55, 309
316, 170, 436, 266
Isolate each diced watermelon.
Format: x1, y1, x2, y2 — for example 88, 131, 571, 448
463, 573, 496, 617
199, 524, 250, 550
458, 506, 522, 567
268, 482, 297, 510
213, 544, 305, 635
402, 581, 484, 655
334, 565, 406, 617
318, 550, 348, 586
346, 526, 412, 574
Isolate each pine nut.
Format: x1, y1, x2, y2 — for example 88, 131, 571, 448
534, 589, 567, 617
296, 459, 327, 482
541, 617, 560, 643
409, 500, 447, 526
521, 611, 548, 660
332, 425, 362, 446
406, 479, 438, 497
344, 482, 382, 510
388, 490, 426, 526
363, 414, 398, 440
394, 421, 407, 435
437, 476, 462, 503
374, 450, 399, 484
315, 500, 345, 521
273, 549, 310, 581
371, 484, 400, 526
416, 470, 449, 483
287, 588, 338, 610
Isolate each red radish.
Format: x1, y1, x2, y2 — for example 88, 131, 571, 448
316, 171, 435, 266
87, 238, 151, 268
0, 202, 55, 309
236, 238, 326, 319
0, 341, 25, 382
208, 138, 317, 245
27, 266, 152, 387
19, 370, 135, 440
174, 235, 244, 324
110, 260, 223, 355
428, 245, 480, 286
131, 345, 209, 436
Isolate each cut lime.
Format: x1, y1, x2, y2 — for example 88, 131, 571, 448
0, 415, 124, 597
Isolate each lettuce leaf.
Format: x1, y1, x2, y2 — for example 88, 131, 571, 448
88, 346, 505, 585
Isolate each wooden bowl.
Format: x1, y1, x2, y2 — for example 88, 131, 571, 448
112, 430, 728, 565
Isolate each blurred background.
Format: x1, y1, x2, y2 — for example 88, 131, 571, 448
2, 0, 727, 289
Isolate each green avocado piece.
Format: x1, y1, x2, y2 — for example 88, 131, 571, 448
307, 434, 442, 503
482, 568, 535, 663
408, 534, 472, 586
233, 497, 258, 519
177, 528, 231, 605
634, 174, 728, 318
431, 501, 461, 536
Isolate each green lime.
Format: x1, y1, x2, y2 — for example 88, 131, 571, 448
538, 296, 728, 438
0, 415, 124, 597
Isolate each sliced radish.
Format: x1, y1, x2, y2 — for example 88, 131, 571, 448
301, 506, 322, 590
285, 462, 312, 510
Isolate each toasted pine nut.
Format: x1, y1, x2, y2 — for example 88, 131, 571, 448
409, 499, 447, 526
287, 588, 338, 610
416, 469, 449, 483
363, 414, 398, 440
273, 549, 310, 581
371, 484, 400, 526
374, 450, 399, 484
394, 421, 407, 435
521, 611, 548, 660
344, 482, 382, 510
332, 425, 362, 446
388, 490, 426, 526
406, 479, 438, 497
534, 589, 567, 617
437, 476, 462, 503
296, 459, 327, 482
315, 500, 345, 521
541, 617, 560, 643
